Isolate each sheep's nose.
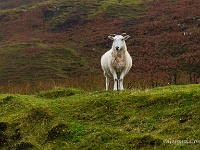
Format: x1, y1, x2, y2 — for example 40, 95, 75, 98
116, 46, 119, 51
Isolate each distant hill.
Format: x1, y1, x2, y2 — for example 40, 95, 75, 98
0, 0, 199, 88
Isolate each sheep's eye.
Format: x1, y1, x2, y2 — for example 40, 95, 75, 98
121, 39, 124, 41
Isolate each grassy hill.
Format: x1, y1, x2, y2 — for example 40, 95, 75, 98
0, 84, 200, 149
0, 2, 199, 149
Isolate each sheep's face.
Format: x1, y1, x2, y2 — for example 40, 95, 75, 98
108, 35, 130, 51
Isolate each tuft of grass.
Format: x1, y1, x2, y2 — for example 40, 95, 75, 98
0, 84, 200, 149
26, 107, 53, 122
37, 88, 85, 99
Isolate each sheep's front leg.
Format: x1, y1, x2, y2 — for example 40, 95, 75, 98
119, 71, 125, 90
113, 71, 118, 90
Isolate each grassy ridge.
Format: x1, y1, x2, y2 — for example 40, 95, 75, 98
0, 84, 200, 149
0, 43, 86, 83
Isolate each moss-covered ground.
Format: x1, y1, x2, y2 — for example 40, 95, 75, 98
0, 84, 200, 149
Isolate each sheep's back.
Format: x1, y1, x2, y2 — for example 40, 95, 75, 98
124, 51, 132, 74
101, 50, 112, 72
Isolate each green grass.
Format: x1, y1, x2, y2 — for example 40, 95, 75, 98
89, 0, 148, 18
104, 4, 144, 19
0, 43, 86, 83
0, 84, 200, 149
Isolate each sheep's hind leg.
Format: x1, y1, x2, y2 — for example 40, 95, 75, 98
119, 71, 125, 90
119, 79, 124, 90
104, 72, 110, 90
105, 76, 110, 90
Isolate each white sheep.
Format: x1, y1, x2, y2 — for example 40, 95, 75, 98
101, 33, 132, 90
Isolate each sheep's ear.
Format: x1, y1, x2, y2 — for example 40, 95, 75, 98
124, 35, 130, 40
108, 36, 114, 40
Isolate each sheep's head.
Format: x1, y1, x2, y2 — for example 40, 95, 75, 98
108, 33, 130, 51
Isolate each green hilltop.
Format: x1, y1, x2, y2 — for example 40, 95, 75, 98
0, 84, 200, 149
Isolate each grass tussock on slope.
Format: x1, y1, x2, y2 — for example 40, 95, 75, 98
0, 84, 200, 149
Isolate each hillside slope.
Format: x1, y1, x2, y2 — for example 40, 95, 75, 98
0, 0, 149, 83
0, 84, 200, 149
0, 0, 199, 88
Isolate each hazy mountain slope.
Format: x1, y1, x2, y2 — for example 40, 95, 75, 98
0, 0, 199, 87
